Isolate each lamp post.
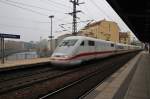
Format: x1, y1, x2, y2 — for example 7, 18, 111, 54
148, 43, 150, 53
49, 15, 54, 54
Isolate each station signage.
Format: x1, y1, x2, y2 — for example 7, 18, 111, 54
0, 33, 20, 39
0, 33, 20, 64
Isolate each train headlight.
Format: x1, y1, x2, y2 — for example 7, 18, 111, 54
50, 55, 70, 60
61, 55, 69, 59
50, 57, 56, 60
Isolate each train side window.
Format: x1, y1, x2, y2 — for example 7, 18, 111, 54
111, 43, 114, 47
88, 41, 95, 46
80, 41, 84, 46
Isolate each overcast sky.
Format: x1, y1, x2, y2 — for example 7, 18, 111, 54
0, 0, 134, 42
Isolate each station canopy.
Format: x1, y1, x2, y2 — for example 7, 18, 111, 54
106, 0, 150, 43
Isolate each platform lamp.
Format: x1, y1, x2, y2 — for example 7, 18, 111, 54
49, 15, 54, 55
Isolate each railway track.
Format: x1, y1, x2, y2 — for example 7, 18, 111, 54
39, 51, 140, 99
0, 65, 81, 94
0, 66, 53, 82
0, 51, 140, 99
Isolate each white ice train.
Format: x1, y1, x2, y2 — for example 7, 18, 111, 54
50, 36, 141, 66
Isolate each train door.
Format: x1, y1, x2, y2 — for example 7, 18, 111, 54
79, 40, 86, 53
78, 40, 88, 60
95, 41, 101, 58
88, 40, 96, 59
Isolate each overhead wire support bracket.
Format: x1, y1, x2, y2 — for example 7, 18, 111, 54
69, 0, 84, 36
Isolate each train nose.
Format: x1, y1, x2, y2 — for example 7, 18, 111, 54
51, 53, 70, 60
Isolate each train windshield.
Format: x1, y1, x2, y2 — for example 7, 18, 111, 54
59, 39, 78, 47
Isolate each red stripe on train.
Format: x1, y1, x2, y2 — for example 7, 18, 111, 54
55, 50, 115, 61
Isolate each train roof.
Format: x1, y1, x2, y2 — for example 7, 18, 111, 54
63, 36, 115, 44
63, 36, 140, 47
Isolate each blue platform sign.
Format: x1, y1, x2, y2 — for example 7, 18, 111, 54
0, 33, 20, 39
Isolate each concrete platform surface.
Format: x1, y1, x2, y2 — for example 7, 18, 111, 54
124, 52, 150, 99
83, 51, 143, 99
0, 58, 50, 71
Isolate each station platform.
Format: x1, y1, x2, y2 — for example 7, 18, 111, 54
0, 58, 50, 72
124, 51, 150, 99
83, 51, 150, 99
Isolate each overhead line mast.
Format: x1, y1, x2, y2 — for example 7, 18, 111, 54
69, 0, 84, 35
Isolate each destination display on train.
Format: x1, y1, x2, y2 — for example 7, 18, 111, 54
0, 33, 20, 39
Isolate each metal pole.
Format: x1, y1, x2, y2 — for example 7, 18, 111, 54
0, 37, 2, 64
73, 0, 77, 35
49, 15, 54, 54
1, 38, 4, 64
69, 0, 84, 36
51, 17, 53, 52
149, 43, 150, 53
